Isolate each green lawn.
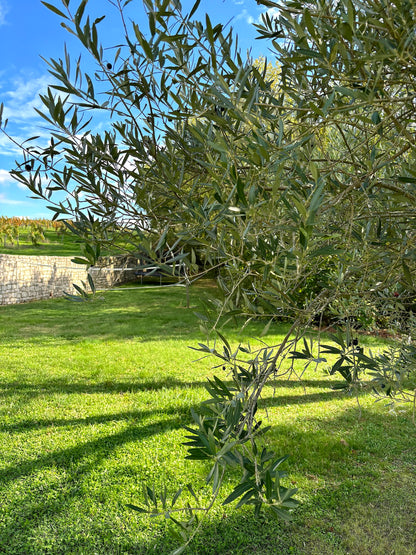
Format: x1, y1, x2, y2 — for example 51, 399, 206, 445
0, 227, 137, 257
0, 284, 415, 554
0, 228, 84, 256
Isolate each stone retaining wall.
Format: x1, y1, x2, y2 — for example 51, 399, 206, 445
89, 256, 137, 290
0, 254, 137, 306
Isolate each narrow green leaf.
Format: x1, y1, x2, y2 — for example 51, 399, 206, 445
171, 487, 183, 507
75, 0, 88, 24
223, 481, 254, 505
260, 318, 273, 337
169, 545, 188, 555
125, 504, 149, 514
188, 0, 201, 19
41, 1, 69, 19
270, 505, 293, 521
235, 488, 256, 508
215, 330, 231, 353
402, 260, 413, 286
371, 111, 381, 125
87, 273, 96, 294
186, 483, 198, 500
272, 454, 289, 472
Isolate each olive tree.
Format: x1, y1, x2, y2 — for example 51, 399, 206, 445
2, 0, 416, 550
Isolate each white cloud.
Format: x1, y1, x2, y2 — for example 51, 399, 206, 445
0, 167, 28, 190
0, 134, 28, 157
236, 9, 255, 25
0, 168, 12, 184
2, 74, 51, 123
0, 134, 21, 157
0, 192, 28, 205
0, 1, 8, 26
0, 113, 56, 160
0, 73, 107, 158
261, 7, 281, 21
237, 4, 282, 26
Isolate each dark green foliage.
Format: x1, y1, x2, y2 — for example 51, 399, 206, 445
3, 0, 416, 326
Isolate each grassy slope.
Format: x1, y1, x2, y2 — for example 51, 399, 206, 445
0, 284, 415, 554
0, 228, 134, 257
0, 229, 84, 257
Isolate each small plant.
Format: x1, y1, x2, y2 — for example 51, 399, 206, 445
128, 335, 299, 553
27, 221, 45, 246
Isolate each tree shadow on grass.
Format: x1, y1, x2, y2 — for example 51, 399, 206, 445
0, 375, 349, 438
1, 309, 207, 343
1, 392, 415, 554
0, 408, 196, 486
260, 388, 345, 408
0, 404, 196, 435
148, 406, 416, 555
0, 409, 195, 552
0, 375, 208, 400
0, 376, 342, 401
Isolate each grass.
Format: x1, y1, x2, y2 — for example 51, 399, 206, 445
0, 228, 84, 257
0, 283, 415, 554
0, 228, 139, 257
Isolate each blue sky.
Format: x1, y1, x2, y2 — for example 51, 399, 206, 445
0, 0, 277, 218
